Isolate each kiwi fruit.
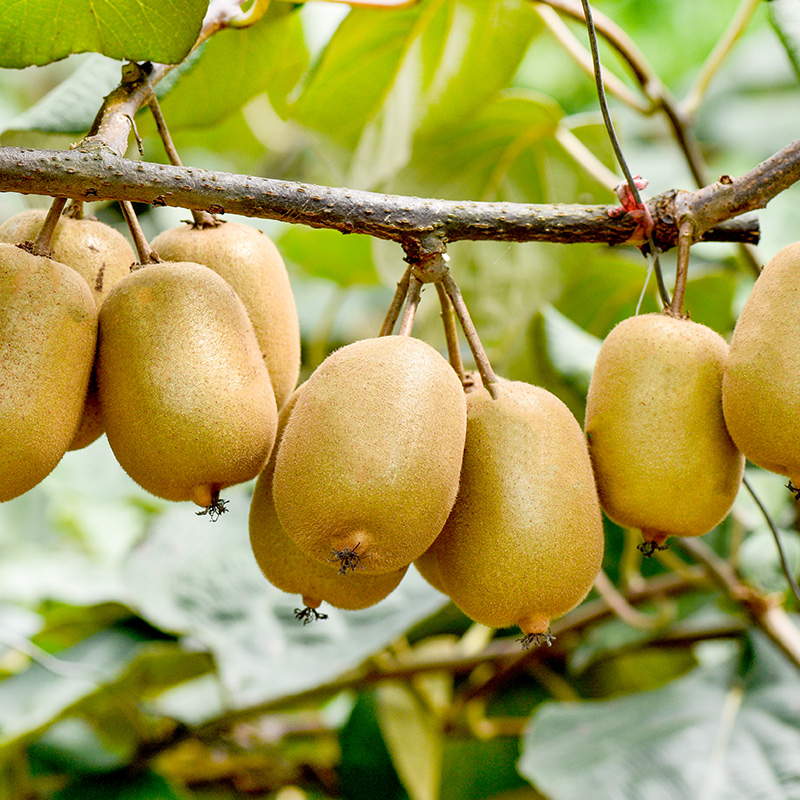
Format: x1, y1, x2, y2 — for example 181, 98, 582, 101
96, 261, 278, 506
723, 244, 800, 488
150, 221, 300, 410
417, 380, 604, 641
585, 312, 744, 549
0, 207, 136, 450
0, 208, 134, 305
272, 335, 467, 575
250, 387, 408, 616
0, 243, 97, 501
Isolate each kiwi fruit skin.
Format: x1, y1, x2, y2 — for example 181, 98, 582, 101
723, 243, 800, 486
0, 244, 97, 501
250, 387, 408, 610
96, 261, 278, 503
272, 335, 467, 575
0, 209, 135, 306
419, 381, 604, 635
585, 313, 744, 545
150, 221, 300, 410
0, 208, 136, 450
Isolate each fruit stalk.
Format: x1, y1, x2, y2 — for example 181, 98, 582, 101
436, 282, 466, 383
441, 273, 498, 397
119, 200, 158, 264
397, 274, 423, 336
379, 267, 411, 336
148, 97, 217, 229
669, 218, 695, 317
29, 197, 67, 257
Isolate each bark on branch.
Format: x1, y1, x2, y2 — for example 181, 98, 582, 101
0, 145, 760, 251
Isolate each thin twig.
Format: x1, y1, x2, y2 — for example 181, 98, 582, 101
436, 282, 466, 383
397, 274, 423, 336
379, 267, 411, 336
676, 537, 800, 671
148, 97, 216, 228
119, 201, 158, 264
533, 4, 650, 114
593, 568, 668, 630
743, 474, 800, 606
440, 272, 499, 397
29, 196, 67, 257
682, 0, 762, 118
536, 0, 708, 186
579, 0, 670, 307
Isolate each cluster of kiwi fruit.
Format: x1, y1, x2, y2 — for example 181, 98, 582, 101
583, 242, 800, 557
0, 205, 299, 513
250, 337, 605, 646
7, 198, 789, 647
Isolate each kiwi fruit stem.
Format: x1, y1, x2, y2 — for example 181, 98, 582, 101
148, 97, 217, 229
436, 282, 467, 383
30, 197, 67, 256
669, 220, 695, 318
397, 274, 423, 336
440, 272, 499, 398
119, 201, 158, 264
379, 267, 411, 337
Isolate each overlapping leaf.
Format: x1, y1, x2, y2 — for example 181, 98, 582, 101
0, 0, 207, 68
519, 632, 800, 800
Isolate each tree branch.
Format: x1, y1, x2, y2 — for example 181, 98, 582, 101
0, 146, 760, 250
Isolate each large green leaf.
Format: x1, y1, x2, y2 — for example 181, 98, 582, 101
278, 226, 379, 287
2, 5, 307, 143
124, 488, 449, 715
0, 0, 207, 69
0, 630, 142, 753
291, 0, 542, 187
519, 630, 800, 800
155, 3, 309, 129
398, 91, 562, 201
0, 52, 201, 143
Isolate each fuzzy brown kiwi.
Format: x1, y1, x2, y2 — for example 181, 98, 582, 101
96, 261, 278, 506
0, 208, 136, 450
272, 335, 467, 575
420, 380, 604, 643
585, 312, 744, 550
150, 221, 300, 410
249, 387, 408, 616
0, 243, 97, 501
723, 243, 800, 490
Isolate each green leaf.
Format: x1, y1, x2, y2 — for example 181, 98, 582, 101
519, 629, 800, 800
375, 681, 443, 800
279, 226, 379, 287
340, 691, 410, 800
291, 0, 542, 187
156, 4, 309, 129
768, 0, 800, 82
2, 5, 307, 142
0, 631, 142, 753
124, 488, 448, 715
0, 0, 207, 69
399, 90, 562, 201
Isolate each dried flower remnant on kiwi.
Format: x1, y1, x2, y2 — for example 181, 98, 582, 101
517, 631, 555, 650
638, 539, 670, 558
294, 607, 329, 625
192, 485, 229, 522
329, 543, 364, 574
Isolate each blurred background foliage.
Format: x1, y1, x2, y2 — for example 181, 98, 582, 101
0, 0, 799, 798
